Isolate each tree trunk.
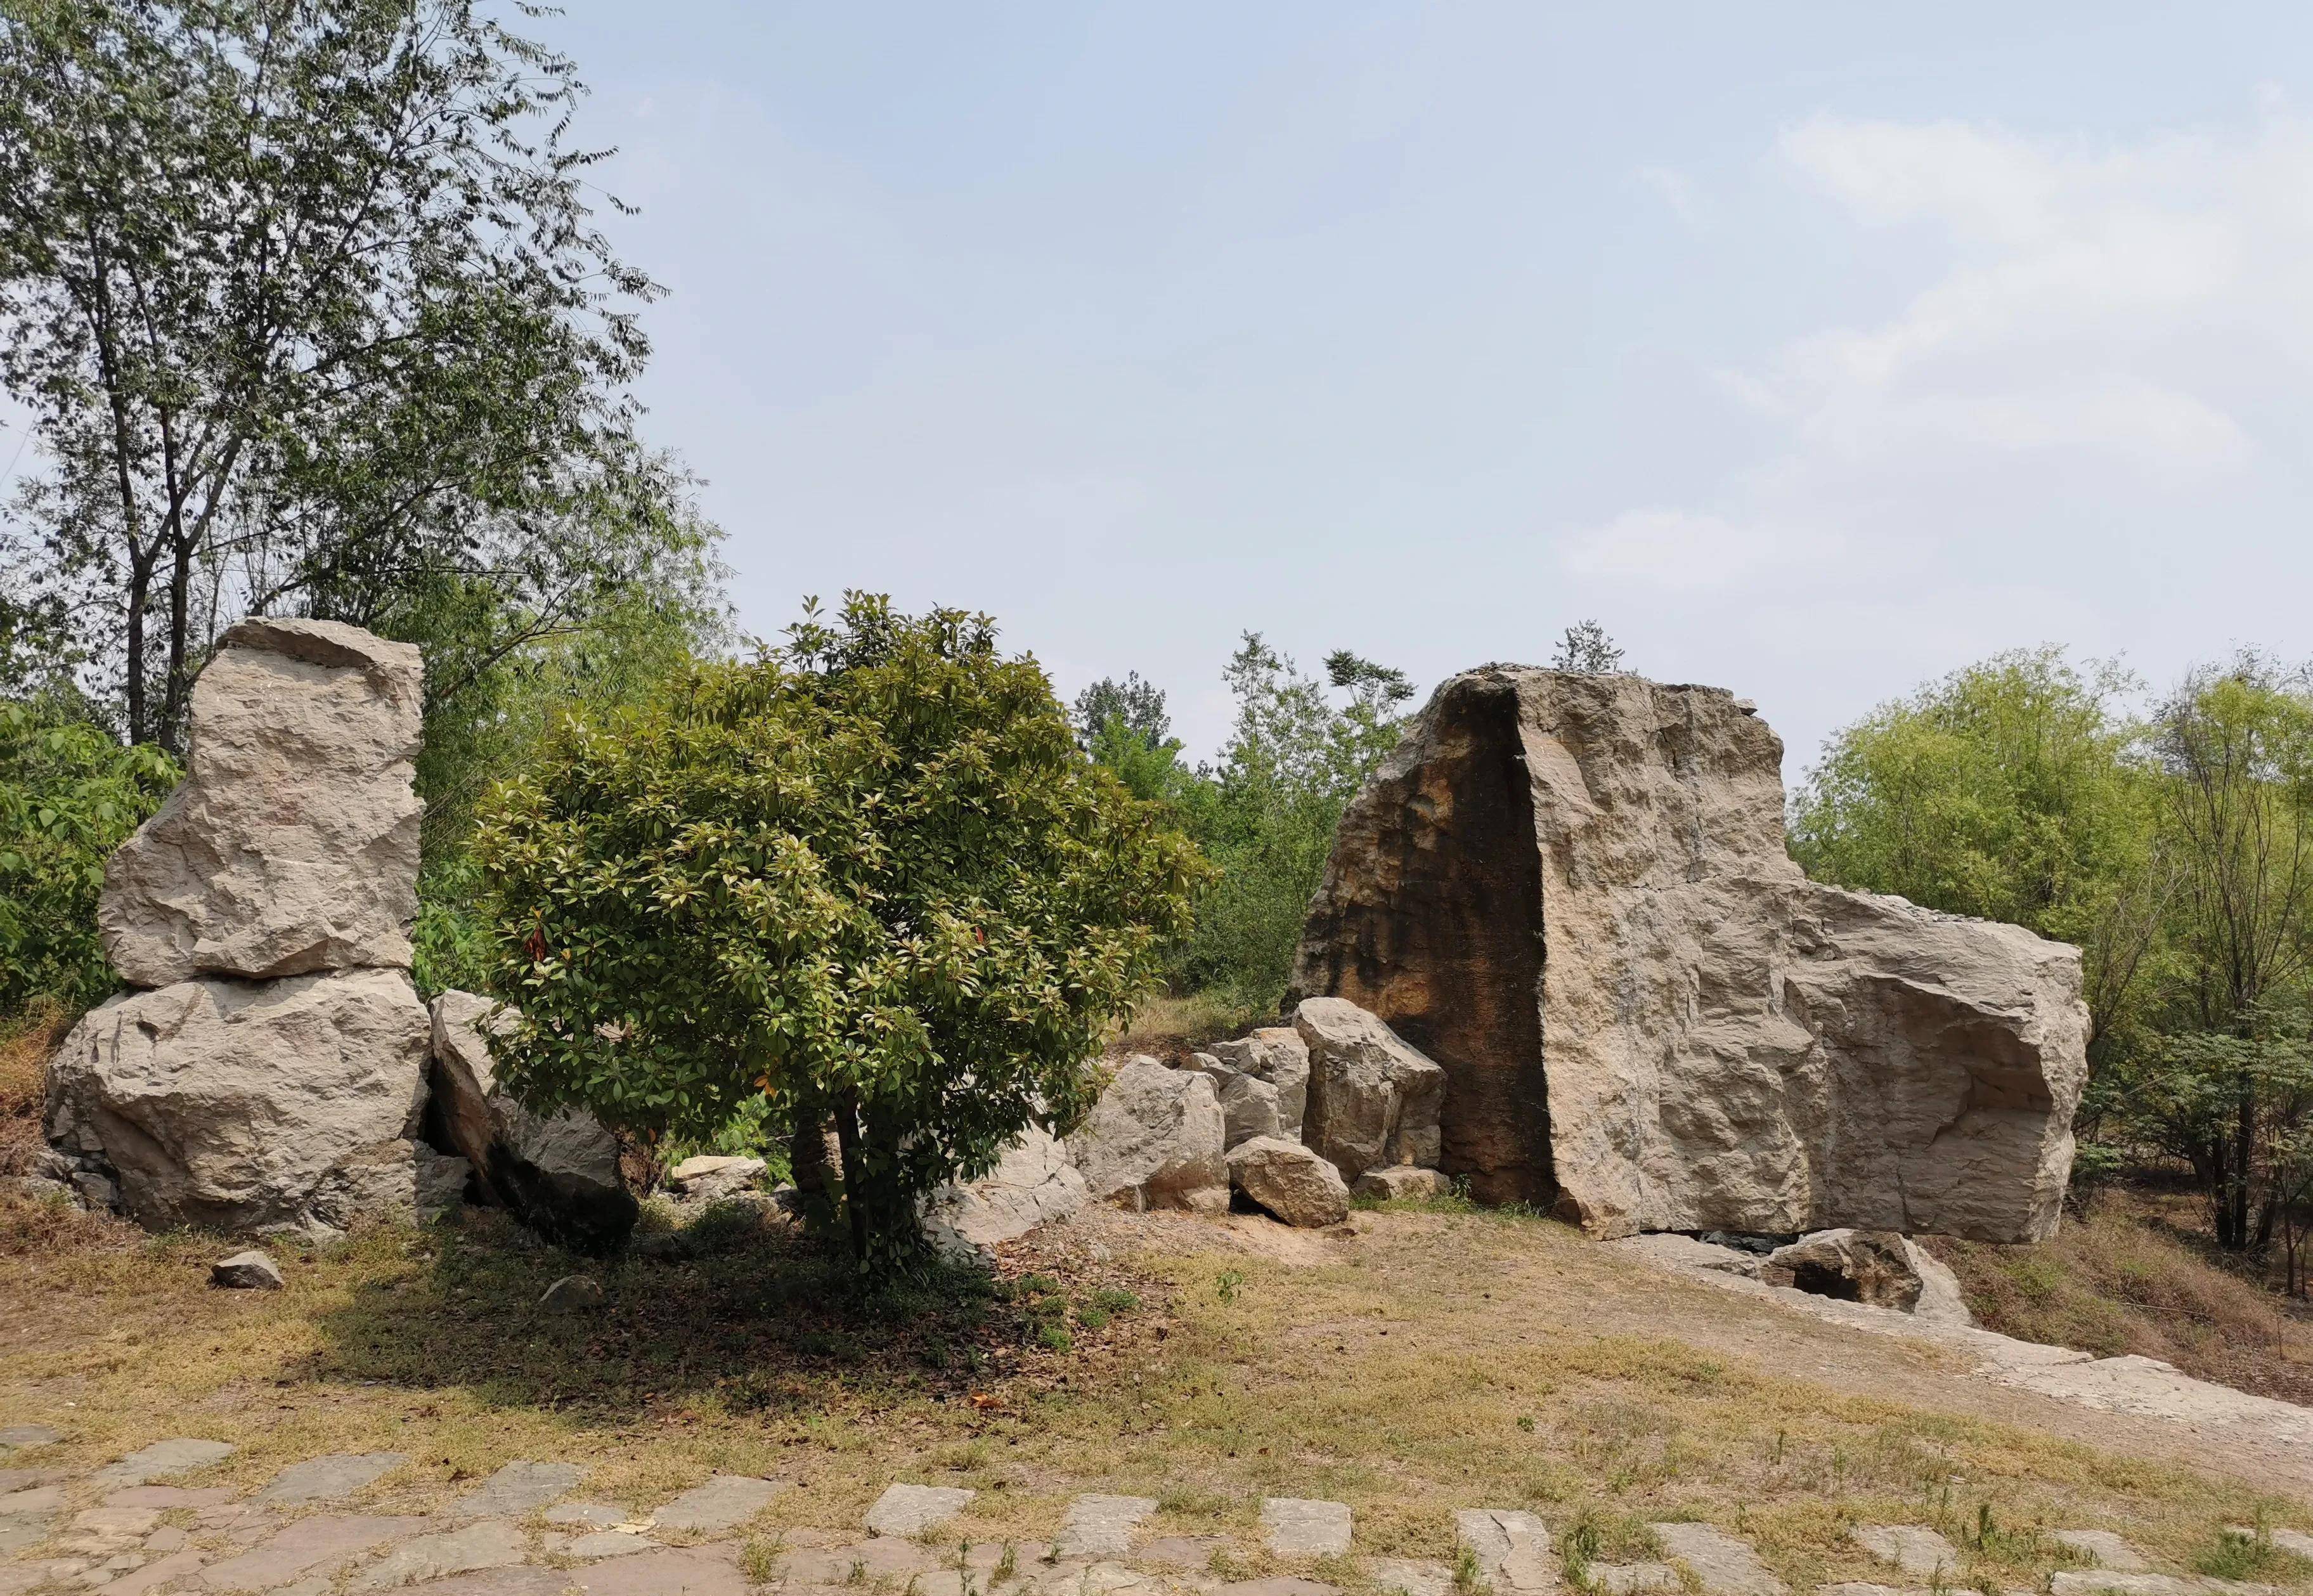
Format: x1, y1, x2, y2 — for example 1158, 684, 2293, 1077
831, 1090, 871, 1264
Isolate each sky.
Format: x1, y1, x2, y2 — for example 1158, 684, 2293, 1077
531, 2, 2313, 774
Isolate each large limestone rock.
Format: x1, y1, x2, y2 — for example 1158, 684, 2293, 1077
1070, 1057, 1228, 1212
1762, 1228, 1922, 1311
1293, 997, 1446, 1184
1210, 1028, 1310, 1131
428, 992, 635, 1252
44, 968, 431, 1232
921, 1121, 1089, 1257
1227, 1135, 1350, 1228
1290, 666, 2090, 1242
100, 618, 424, 987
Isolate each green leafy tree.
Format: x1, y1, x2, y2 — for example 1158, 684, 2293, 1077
1550, 620, 1624, 673
1789, 648, 2165, 1053
472, 595, 1203, 1272
0, 697, 179, 1012
0, 0, 679, 752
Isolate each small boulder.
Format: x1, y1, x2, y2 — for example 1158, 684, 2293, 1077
1071, 1057, 1228, 1212
1764, 1229, 1922, 1311
1218, 1072, 1284, 1149
921, 1122, 1088, 1259
538, 1275, 604, 1313
429, 991, 637, 1252
1211, 1028, 1311, 1131
1228, 1136, 1350, 1228
1293, 997, 1446, 1183
667, 1155, 765, 1203
211, 1250, 283, 1290
1354, 1165, 1451, 1202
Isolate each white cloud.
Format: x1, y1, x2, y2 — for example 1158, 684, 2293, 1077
1560, 509, 1835, 591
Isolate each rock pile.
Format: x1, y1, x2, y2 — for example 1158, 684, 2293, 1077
1292, 666, 2090, 1243
42, 619, 634, 1247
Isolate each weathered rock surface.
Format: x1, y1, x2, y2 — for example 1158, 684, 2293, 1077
666, 1156, 765, 1203
1292, 999, 1445, 1184
100, 619, 424, 987
1763, 1229, 1923, 1311
1070, 1058, 1228, 1212
1210, 1029, 1311, 1132
45, 969, 430, 1233
1291, 666, 2090, 1240
1228, 1136, 1351, 1228
1354, 1165, 1453, 1201
538, 1274, 604, 1313
428, 992, 635, 1252
921, 1121, 1089, 1257
1217, 1072, 1285, 1148
210, 1250, 283, 1290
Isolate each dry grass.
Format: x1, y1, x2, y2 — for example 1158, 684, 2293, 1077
1111, 990, 1271, 1058
1926, 1190, 2313, 1406
0, 1001, 74, 1178
1, 1193, 2305, 1593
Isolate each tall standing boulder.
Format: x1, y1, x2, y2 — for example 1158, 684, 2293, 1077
427, 992, 636, 1252
98, 620, 424, 987
1290, 666, 2090, 1242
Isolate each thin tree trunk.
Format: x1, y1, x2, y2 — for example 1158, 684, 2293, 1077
832, 1090, 871, 1264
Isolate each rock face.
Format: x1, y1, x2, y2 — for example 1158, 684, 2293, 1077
1216, 1072, 1284, 1148
1071, 1057, 1228, 1212
921, 1120, 1089, 1257
46, 970, 430, 1232
1293, 997, 1446, 1184
1228, 1136, 1350, 1228
1290, 666, 2090, 1242
428, 991, 635, 1252
1210, 1028, 1310, 1132
1763, 1228, 1922, 1311
99, 620, 424, 987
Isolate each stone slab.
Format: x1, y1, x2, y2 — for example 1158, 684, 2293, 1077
1455, 1510, 1554, 1593
105, 1489, 238, 1511
98, 1441, 236, 1488
1260, 1498, 1351, 1559
1373, 1559, 1453, 1596
257, 1453, 408, 1505
564, 1533, 658, 1560
2054, 1533, 2149, 1573
0, 1426, 61, 1451
200, 1515, 428, 1593
454, 1462, 585, 1520
1850, 1527, 1957, 1581
649, 1476, 784, 1534
1652, 1524, 1785, 1596
571, 1546, 746, 1596
864, 1484, 974, 1538
353, 1521, 527, 1590
1056, 1496, 1158, 1559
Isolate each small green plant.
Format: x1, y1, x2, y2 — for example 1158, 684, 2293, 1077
1515, 1415, 1536, 1433
742, 1536, 784, 1585
1215, 1268, 1245, 1304
1037, 1321, 1073, 1353
1073, 1302, 1111, 1331
1089, 1287, 1140, 1313
846, 1558, 867, 1585
1021, 1273, 1061, 1297
2197, 1515, 2310, 1583
994, 1544, 1018, 1584
1451, 1543, 1493, 1596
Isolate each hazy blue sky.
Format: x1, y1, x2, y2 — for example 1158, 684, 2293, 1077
536, 3, 2313, 772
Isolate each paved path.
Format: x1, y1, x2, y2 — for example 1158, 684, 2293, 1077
0, 1429, 2277, 1596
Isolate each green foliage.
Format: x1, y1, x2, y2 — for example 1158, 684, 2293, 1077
0, 0, 681, 751
0, 699, 178, 1012
474, 595, 1202, 1272
1550, 620, 1624, 674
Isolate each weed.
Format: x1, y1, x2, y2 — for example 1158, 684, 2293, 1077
994, 1544, 1018, 1584
1073, 1302, 1110, 1331
1037, 1321, 1072, 1353
1451, 1543, 1493, 1596
1215, 1268, 1245, 1304
1088, 1287, 1140, 1314
741, 1535, 783, 1585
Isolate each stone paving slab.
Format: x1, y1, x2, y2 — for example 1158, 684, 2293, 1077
1211, 1580, 1338, 1596
259, 1454, 408, 1505
779, 1538, 939, 1584
864, 1485, 974, 1538
545, 1503, 632, 1531
1454, 1509, 1554, 1593
453, 1463, 584, 1521
1653, 1523, 1787, 1596
1057, 1496, 1158, 1559
396, 1571, 571, 1596
105, 1488, 237, 1512
353, 1520, 528, 1590
2054, 1532, 2148, 1573
96, 1545, 207, 1596
200, 1514, 429, 1593
1372, 1557, 1452, 1596
563, 1532, 659, 1560
1850, 1527, 1957, 1581
1592, 1562, 1680, 1594
2049, 1575, 2281, 1596
651, 1477, 784, 1534
1137, 1537, 1223, 1570
569, 1545, 747, 1596
1260, 1499, 1351, 1559
0, 1430, 60, 1454
98, 1441, 236, 1488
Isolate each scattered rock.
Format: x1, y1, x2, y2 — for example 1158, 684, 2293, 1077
921, 1121, 1089, 1257
453, 1462, 585, 1520
1292, 998, 1445, 1184
211, 1251, 283, 1291
1453, 1509, 1553, 1593
666, 1156, 765, 1203
1260, 1497, 1351, 1558
1354, 1166, 1451, 1201
1070, 1058, 1228, 1213
1212, 1029, 1312, 1134
864, 1484, 975, 1538
258, 1453, 406, 1505
1228, 1136, 1351, 1228
1290, 666, 2090, 1239
1056, 1495, 1158, 1558
98, 618, 424, 987
538, 1275, 605, 1313
649, 1476, 784, 1533
94, 1439, 235, 1488
1650, 1522, 1787, 1596
429, 991, 637, 1252
1850, 1526, 1958, 1580
1764, 1230, 1924, 1311
46, 969, 431, 1234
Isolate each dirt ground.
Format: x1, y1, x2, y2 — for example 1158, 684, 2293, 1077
3, 1191, 2307, 1595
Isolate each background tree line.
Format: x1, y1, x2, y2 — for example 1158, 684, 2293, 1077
1789, 647, 2313, 1287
